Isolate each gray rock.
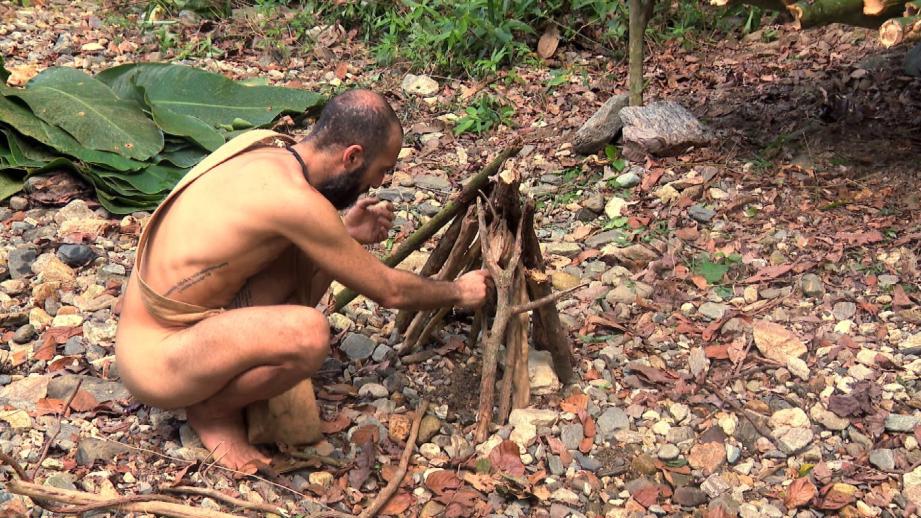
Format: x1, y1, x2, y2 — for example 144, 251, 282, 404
561, 423, 584, 450
57, 244, 95, 267
97, 264, 127, 281
878, 274, 899, 288
63, 337, 86, 356
689, 347, 710, 377
688, 205, 716, 223
573, 451, 601, 471
376, 188, 414, 202
0, 375, 11, 386
869, 448, 895, 471
47, 375, 130, 403
358, 383, 388, 399
548, 455, 565, 475
801, 273, 825, 298
415, 175, 451, 191
543, 242, 582, 258
12, 324, 35, 344
597, 407, 629, 438
401, 73, 439, 96
585, 230, 625, 248
52, 32, 73, 53
885, 414, 920, 432
341, 333, 375, 361
7, 248, 37, 279
698, 302, 728, 321
614, 171, 641, 188
571, 94, 629, 155
657, 444, 680, 460
582, 193, 605, 213
667, 427, 695, 444
372, 344, 393, 362
8, 196, 28, 211
179, 423, 203, 448
774, 427, 813, 454
673, 486, 708, 507
44, 474, 78, 491
619, 102, 712, 160
726, 444, 741, 464
606, 281, 654, 304
76, 437, 130, 466
832, 301, 857, 321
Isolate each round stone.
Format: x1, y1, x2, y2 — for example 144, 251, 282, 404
658, 444, 680, 460
56, 244, 96, 267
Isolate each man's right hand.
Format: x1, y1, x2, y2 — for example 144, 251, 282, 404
455, 269, 492, 309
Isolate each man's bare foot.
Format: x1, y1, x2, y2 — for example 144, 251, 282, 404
186, 403, 270, 472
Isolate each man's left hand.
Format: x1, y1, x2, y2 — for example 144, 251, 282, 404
344, 197, 395, 244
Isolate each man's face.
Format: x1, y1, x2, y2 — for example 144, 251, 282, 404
318, 129, 401, 210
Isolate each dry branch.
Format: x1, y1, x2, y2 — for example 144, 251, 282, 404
880, 15, 921, 45
863, 0, 904, 15
7, 479, 233, 518
164, 486, 285, 515
333, 147, 519, 312
358, 400, 428, 518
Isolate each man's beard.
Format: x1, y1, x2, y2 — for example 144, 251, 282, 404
315, 166, 366, 210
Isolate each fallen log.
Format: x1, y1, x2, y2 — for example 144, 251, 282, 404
789, 0, 898, 28
864, 0, 905, 15
333, 147, 519, 312
880, 14, 921, 46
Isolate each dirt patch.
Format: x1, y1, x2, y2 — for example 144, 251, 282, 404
432, 359, 481, 425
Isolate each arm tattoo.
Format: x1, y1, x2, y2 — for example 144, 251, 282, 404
229, 283, 254, 308
163, 262, 229, 296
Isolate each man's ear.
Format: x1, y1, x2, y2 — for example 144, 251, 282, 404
341, 144, 364, 169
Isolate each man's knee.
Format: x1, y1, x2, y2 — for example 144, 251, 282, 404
282, 306, 330, 372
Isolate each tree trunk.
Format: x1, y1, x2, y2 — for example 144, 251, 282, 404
863, 0, 905, 15
880, 15, 921, 46
628, 0, 656, 106
789, 0, 899, 28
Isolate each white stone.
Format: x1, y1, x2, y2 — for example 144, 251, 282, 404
835, 319, 854, 334
786, 357, 810, 380
718, 413, 738, 437
528, 349, 560, 395
669, 403, 689, 423
604, 196, 628, 219
401, 74, 439, 97
848, 363, 876, 381
651, 421, 671, 436
902, 332, 921, 350
509, 408, 559, 428
903, 466, 921, 505
770, 407, 810, 429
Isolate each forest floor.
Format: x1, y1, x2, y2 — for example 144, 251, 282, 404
1, 1, 920, 517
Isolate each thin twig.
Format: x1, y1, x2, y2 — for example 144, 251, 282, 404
705, 382, 784, 451
509, 282, 587, 315
31, 379, 83, 481
286, 451, 349, 469
358, 400, 429, 518
0, 451, 30, 481
164, 486, 285, 515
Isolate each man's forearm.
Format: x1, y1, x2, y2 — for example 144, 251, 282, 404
385, 268, 461, 310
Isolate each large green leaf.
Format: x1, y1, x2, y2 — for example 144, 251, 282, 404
97, 63, 324, 128
0, 56, 9, 84
0, 95, 146, 171
144, 88, 224, 152
9, 68, 163, 160
0, 171, 22, 201
156, 146, 207, 169
95, 164, 186, 195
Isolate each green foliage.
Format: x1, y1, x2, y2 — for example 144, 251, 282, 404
454, 94, 515, 135
690, 252, 742, 284
0, 62, 324, 213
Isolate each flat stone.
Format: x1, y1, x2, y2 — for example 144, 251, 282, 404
550, 271, 581, 291
614, 171, 641, 188
667, 427, 696, 444
585, 230, 624, 249
529, 349, 560, 395
770, 408, 810, 429
833, 301, 857, 321
8, 248, 37, 279
414, 175, 451, 191
688, 205, 716, 223
83, 319, 118, 345
57, 244, 96, 267
597, 407, 630, 438
698, 302, 728, 321
76, 437, 131, 466
670, 403, 689, 423
417, 415, 441, 445
801, 273, 825, 298
885, 414, 920, 432
372, 344, 393, 362
606, 281, 654, 305
509, 408, 559, 428
31, 254, 75, 286
0, 409, 31, 430
673, 486, 708, 507
341, 333, 375, 361
903, 465, 921, 505
47, 375, 130, 403
548, 455, 565, 475
700, 473, 731, 498
573, 451, 601, 471
869, 449, 895, 471
561, 423, 584, 450
550, 487, 581, 506
571, 94, 629, 155
725, 444, 740, 464
773, 427, 813, 454
0, 375, 49, 411
12, 324, 35, 344
604, 196, 627, 219
401, 74, 439, 97
358, 383, 388, 399
658, 444, 680, 460
543, 242, 582, 258
811, 404, 849, 431
688, 442, 726, 475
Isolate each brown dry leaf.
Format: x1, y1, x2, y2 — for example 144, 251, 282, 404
6, 64, 38, 86
33, 398, 65, 416
334, 62, 349, 80
351, 424, 380, 445
488, 440, 525, 477
546, 436, 573, 465
752, 320, 806, 364
784, 477, 816, 509
320, 413, 351, 434
537, 25, 560, 59
893, 285, 912, 307
675, 226, 699, 241
816, 484, 856, 510
560, 393, 588, 413
743, 263, 795, 283
632, 484, 659, 508
68, 390, 98, 413
462, 471, 497, 493
348, 440, 375, 489
425, 470, 463, 495
704, 344, 730, 360
380, 492, 414, 516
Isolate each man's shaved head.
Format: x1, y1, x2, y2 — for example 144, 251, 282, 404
307, 89, 402, 159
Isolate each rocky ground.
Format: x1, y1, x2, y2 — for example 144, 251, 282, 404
1, 0, 920, 517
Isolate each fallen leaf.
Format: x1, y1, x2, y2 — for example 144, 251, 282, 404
893, 285, 912, 307
704, 344, 730, 359
537, 26, 560, 59
380, 492, 413, 516
33, 398, 65, 416
752, 320, 806, 364
744, 263, 795, 284
547, 436, 573, 465
488, 440, 525, 477
690, 275, 709, 289
784, 477, 816, 509
351, 425, 380, 445
425, 470, 463, 495
816, 483, 856, 510
334, 62, 349, 80
68, 390, 98, 413
321, 413, 352, 434
632, 484, 659, 508
348, 440, 375, 489
560, 393, 588, 413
